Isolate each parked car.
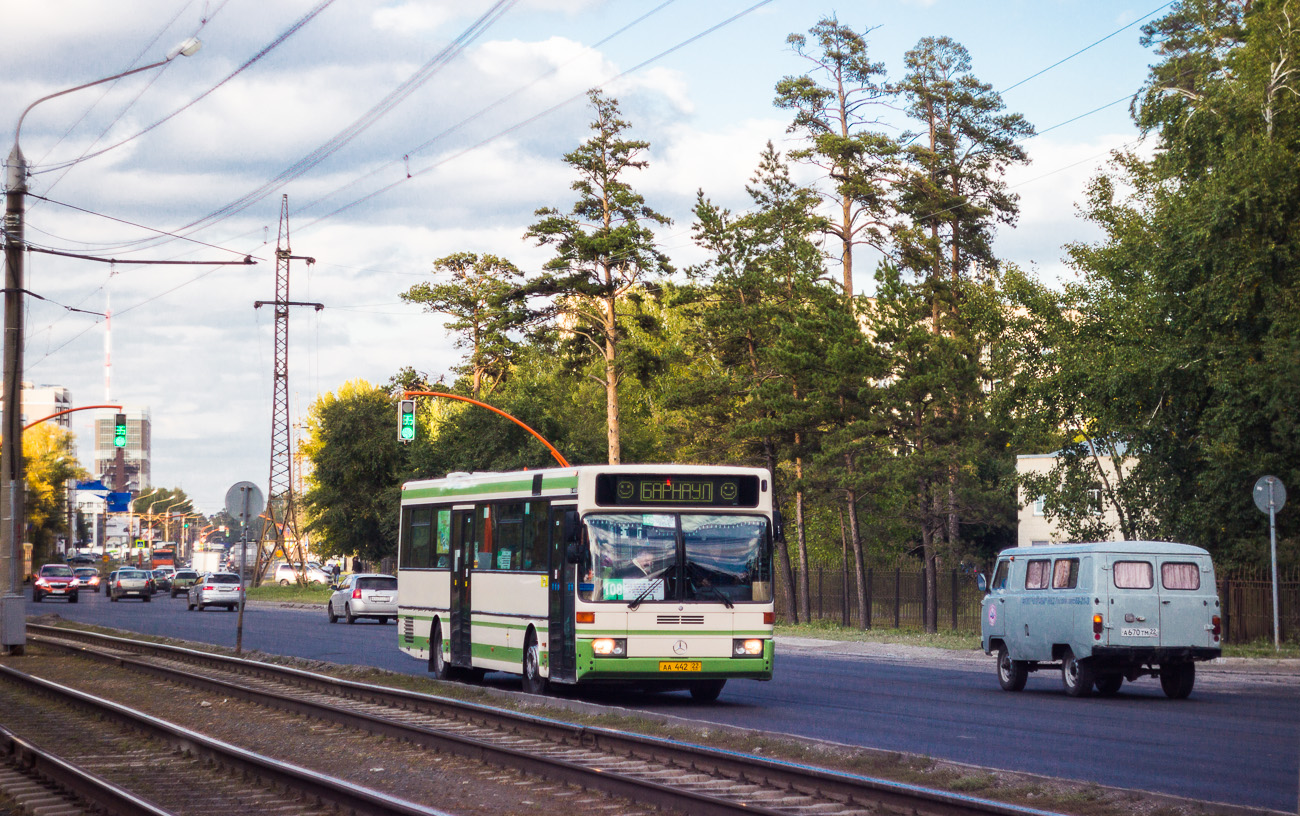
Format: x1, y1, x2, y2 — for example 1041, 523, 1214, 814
271, 561, 329, 586
33, 563, 79, 603
170, 569, 200, 598
187, 572, 242, 612
109, 568, 155, 602
327, 573, 397, 624
979, 541, 1221, 699
73, 567, 102, 593
150, 569, 174, 593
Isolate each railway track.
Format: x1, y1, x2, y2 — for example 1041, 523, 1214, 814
0, 658, 452, 816
22, 624, 1064, 816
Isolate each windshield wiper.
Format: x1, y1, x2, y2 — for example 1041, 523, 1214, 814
698, 583, 733, 608
627, 579, 662, 610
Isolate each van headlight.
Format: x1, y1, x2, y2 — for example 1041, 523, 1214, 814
591, 638, 626, 657
733, 638, 765, 657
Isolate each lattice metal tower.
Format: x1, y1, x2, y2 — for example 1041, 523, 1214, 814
254, 195, 321, 580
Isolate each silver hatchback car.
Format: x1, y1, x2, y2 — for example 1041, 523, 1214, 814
186, 572, 243, 612
327, 573, 397, 624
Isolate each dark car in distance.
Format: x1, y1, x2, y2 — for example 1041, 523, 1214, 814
33, 563, 79, 603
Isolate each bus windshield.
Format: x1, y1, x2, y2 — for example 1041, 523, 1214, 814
581, 513, 772, 604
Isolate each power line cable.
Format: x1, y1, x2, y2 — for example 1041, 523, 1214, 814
300, 0, 775, 232
998, 1, 1175, 95
163, 0, 519, 241
29, 0, 339, 178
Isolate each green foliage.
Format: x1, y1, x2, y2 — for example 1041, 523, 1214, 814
523, 90, 672, 464
301, 381, 404, 564
1027, 0, 1300, 566
400, 253, 526, 399
24, 425, 87, 561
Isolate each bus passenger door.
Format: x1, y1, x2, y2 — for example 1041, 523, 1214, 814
450, 509, 475, 669
547, 506, 577, 683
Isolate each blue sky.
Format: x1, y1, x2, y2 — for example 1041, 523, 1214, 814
0, 0, 1170, 512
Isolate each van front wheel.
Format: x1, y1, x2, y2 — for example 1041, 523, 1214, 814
1160, 662, 1195, 699
996, 645, 1027, 691
1061, 649, 1094, 697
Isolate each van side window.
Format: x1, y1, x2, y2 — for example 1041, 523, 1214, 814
1025, 560, 1050, 590
991, 561, 1009, 590
1052, 558, 1079, 589
1161, 562, 1200, 590
1113, 561, 1154, 589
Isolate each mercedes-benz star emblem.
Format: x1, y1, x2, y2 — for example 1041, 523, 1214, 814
673, 640, 688, 655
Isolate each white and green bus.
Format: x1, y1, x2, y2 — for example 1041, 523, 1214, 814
396, 464, 779, 701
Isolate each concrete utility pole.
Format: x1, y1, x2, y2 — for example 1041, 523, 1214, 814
1, 39, 202, 654
253, 196, 321, 583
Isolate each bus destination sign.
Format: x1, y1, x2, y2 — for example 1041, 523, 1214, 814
595, 473, 760, 507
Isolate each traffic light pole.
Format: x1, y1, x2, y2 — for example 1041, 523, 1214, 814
400, 390, 570, 467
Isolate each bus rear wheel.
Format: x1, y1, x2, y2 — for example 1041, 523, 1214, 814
522, 630, 547, 695
689, 679, 726, 703
429, 624, 452, 680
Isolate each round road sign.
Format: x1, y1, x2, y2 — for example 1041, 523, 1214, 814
1253, 476, 1287, 514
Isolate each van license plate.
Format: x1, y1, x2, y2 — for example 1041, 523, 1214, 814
1121, 627, 1159, 637
659, 661, 702, 672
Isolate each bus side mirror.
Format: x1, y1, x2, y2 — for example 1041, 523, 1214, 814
772, 508, 786, 543
563, 511, 584, 563
977, 574, 988, 593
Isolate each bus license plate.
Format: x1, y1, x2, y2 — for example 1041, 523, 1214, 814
658, 661, 702, 672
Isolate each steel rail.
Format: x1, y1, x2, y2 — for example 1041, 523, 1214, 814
0, 663, 454, 816
30, 625, 1065, 816
0, 723, 172, 816
32, 631, 789, 816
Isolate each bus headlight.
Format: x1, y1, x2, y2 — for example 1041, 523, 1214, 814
732, 638, 764, 657
591, 638, 626, 657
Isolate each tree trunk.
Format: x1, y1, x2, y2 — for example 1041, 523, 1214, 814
604, 291, 620, 465
846, 485, 869, 630
764, 440, 797, 624
795, 456, 810, 624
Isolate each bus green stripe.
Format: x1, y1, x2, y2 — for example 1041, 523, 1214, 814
403, 474, 578, 500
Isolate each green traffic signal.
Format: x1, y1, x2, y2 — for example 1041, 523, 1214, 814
398, 399, 416, 442
113, 413, 127, 448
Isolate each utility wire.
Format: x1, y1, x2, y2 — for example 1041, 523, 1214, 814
301, 0, 774, 232
999, 1, 1175, 95
30, 0, 339, 178
166, 0, 519, 241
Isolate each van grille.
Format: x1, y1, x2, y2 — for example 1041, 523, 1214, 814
657, 615, 704, 625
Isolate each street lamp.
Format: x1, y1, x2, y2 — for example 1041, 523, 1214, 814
1, 39, 203, 655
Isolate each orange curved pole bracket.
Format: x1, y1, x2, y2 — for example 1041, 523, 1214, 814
24, 404, 123, 431
402, 391, 570, 468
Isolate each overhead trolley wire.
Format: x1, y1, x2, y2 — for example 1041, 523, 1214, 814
300, 0, 775, 233
168, 0, 519, 240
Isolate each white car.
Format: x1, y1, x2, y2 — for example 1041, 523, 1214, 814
327, 573, 397, 624
271, 561, 330, 586
186, 572, 243, 612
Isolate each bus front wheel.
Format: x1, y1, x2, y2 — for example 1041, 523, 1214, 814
689, 679, 726, 703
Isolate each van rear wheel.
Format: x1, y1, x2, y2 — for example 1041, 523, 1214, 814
1160, 662, 1195, 699
996, 645, 1028, 691
1061, 648, 1094, 697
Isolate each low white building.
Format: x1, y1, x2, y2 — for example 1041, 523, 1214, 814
1016, 447, 1130, 548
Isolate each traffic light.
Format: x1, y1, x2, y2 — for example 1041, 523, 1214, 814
113, 413, 128, 448
398, 399, 416, 442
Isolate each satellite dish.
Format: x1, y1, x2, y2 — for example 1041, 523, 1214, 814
225, 481, 265, 523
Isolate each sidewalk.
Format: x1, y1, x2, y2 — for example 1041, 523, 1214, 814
775, 635, 1300, 677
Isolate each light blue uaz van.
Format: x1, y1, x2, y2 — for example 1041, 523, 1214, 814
979, 541, 1221, 698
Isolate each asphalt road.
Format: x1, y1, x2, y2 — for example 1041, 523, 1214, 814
20, 589, 1300, 813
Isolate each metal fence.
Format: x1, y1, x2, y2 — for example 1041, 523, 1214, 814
778, 565, 1300, 644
